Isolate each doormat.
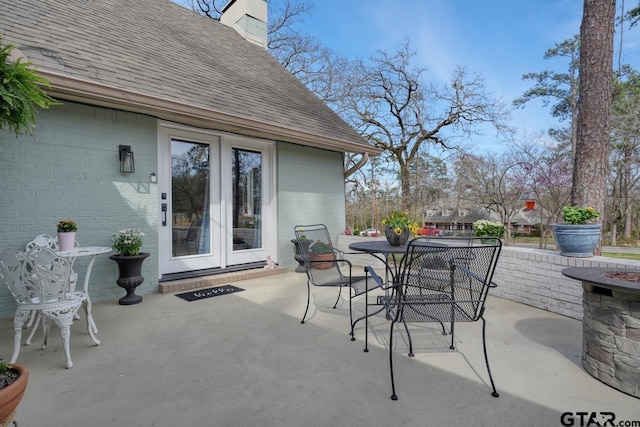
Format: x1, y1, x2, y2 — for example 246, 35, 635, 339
175, 285, 245, 302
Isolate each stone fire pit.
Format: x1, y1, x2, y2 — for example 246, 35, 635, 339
562, 267, 640, 399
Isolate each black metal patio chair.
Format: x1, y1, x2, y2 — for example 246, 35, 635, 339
294, 224, 382, 331
366, 236, 502, 400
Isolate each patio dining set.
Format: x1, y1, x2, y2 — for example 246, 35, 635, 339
294, 224, 503, 400
0, 235, 110, 369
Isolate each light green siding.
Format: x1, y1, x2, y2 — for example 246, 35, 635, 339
0, 102, 159, 318
0, 104, 352, 318
277, 143, 346, 269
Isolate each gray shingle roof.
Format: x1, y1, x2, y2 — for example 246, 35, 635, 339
0, 0, 375, 153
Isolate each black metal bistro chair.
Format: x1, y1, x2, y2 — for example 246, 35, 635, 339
294, 224, 382, 331
366, 236, 502, 400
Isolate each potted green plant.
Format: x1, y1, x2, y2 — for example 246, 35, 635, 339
309, 240, 335, 269
0, 358, 28, 426
473, 219, 505, 243
381, 211, 419, 246
57, 219, 78, 251
551, 206, 601, 257
109, 228, 149, 305
0, 36, 59, 137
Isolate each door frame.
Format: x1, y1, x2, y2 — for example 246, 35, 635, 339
222, 133, 277, 266
157, 121, 277, 277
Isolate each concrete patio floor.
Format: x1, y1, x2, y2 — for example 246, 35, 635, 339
1, 271, 638, 427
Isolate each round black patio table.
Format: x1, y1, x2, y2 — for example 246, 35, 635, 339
349, 240, 447, 281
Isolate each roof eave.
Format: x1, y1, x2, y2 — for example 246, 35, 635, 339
40, 71, 382, 156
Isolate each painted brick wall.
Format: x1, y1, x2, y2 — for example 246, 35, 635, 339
493, 247, 640, 320
277, 143, 346, 270
0, 101, 159, 318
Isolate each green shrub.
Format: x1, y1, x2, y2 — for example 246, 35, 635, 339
473, 220, 505, 238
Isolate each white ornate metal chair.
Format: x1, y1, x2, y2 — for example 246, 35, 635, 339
26, 234, 79, 287
1, 247, 86, 368
26, 234, 59, 251
24, 234, 82, 342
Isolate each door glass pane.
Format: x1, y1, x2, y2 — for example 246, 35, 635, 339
232, 148, 262, 251
171, 140, 210, 257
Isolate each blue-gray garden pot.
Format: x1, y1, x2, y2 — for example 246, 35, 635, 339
551, 223, 601, 257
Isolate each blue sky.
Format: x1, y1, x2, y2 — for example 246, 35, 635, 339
174, 0, 640, 152
297, 0, 640, 151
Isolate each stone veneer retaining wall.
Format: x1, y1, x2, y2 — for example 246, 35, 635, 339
335, 235, 640, 321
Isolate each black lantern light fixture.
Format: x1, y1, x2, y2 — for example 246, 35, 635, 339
119, 145, 135, 173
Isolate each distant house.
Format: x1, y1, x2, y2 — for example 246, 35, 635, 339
423, 202, 548, 235
0, 0, 381, 317
424, 206, 501, 233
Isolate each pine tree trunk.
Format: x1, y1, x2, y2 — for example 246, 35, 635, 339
572, 0, 616, 253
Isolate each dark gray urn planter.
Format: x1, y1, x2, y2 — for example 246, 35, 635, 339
551, 223, 601, 257
109, 253, 150, 305
291, 239, 312, 273
384, 226, 410, 246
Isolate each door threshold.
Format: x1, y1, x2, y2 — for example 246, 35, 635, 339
160, 261, 268, 282
159, 266, 286, 294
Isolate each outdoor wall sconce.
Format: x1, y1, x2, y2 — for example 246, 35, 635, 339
119, 145, 135, 173
149, 172, 157, 183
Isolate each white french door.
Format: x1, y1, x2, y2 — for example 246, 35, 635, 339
222, 134, 275, 266
158, 124, 276, 276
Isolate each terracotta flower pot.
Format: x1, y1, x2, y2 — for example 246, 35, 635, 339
0, 363, 29, 426
310, 253, 335, 270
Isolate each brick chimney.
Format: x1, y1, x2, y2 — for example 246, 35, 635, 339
220, 0, 268, 49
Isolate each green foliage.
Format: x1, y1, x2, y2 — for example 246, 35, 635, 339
57, 219, 78, 232
112, 228, 145, 256
561, 206, 600, 224
625, 4, 640, 28
309, 240, 333, 254
0, 36, 59, 137
473, 220, 505, 238
0, 357, 19, 391
381, 211, 419, 235
513, 35, 580, 122
0, 358, 9, 375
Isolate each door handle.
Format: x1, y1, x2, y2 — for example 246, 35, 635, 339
161, 203, 167, 226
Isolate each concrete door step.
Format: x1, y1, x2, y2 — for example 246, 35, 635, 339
159, 266, 287, 294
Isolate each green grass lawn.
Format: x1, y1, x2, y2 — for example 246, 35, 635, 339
602, 252, 640, 261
